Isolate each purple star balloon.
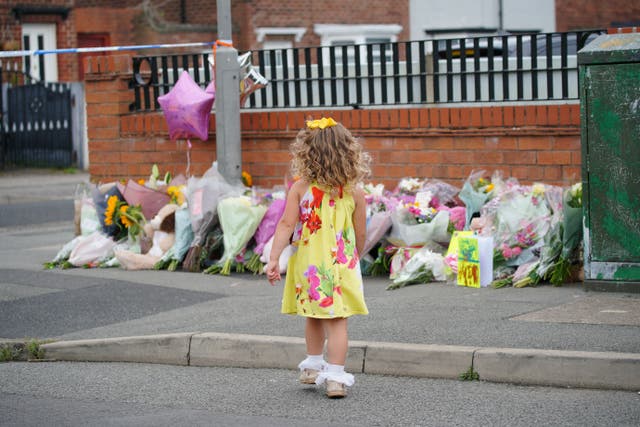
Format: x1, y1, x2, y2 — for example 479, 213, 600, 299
158, 71, 215, 141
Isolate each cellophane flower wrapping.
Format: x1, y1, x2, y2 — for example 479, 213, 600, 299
68, 231, 117, 267
388, 203, 451, 248
156, 207, 194, 270
488, 184, 554, 267
80, 195, 101, 236
363, 183, 397, 256
183, 164, 243, 271
389, 246, 420, 279
419, 179, 460, 208
387, 247, 447, 289
245, 195, 286, 273
458, 170, 497, 230
216, 196, 267, 275
92, 183, 125, 238
532, 185, 565, 280
541, 183, 583, 285
364, 211, 393, 256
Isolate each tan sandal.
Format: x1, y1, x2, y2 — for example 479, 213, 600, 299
299, 368, 320, 384
325, 380, 346, 398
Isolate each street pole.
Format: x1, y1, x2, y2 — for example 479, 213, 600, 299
215, 0, 242, 184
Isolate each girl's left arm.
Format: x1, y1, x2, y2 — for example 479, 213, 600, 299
352, 186, 366, 257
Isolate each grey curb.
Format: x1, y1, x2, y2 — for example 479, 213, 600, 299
40, 333, 195, 366
39, 332, 640, 391
474, 347, 640, 391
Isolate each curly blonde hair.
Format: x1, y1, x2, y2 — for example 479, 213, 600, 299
290, 121, 371, 190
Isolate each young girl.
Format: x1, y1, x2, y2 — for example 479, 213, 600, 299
265, 117, 371, 398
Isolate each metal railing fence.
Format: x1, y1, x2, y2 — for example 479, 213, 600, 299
129, 29, 605, 112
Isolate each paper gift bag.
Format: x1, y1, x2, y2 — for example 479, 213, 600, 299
457, 235, 493, 288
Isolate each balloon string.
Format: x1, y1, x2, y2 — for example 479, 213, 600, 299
185, 139, 192, 177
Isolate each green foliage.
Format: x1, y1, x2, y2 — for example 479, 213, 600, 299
459, 366, 480, 381
26, 340, 45, 360
0, 345, 18, 362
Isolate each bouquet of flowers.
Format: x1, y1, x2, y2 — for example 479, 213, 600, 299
419, 179, 460, 208
205, 196, 267, 275
488, 184, 553, 268
396, 177, 422, 195
387, 247, 447, 290
244, 194, 286, 274
182, 164, 243, 271
393, 177, 423, 205
458, 170, 496, 230
103, 194, 146, 242
387, 191, 451, 248
540, 182, 583, 285
154, 207, 194, 271
362, 183, 397, 256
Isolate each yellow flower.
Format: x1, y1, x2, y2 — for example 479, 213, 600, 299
167, 185, 185, 205
104, 195, 118, 226
242, 171, 253, 187
119, 205, 132, 228
484, 183, 495, 193
532, 183, 546, 197
306, 117, 338, 130
137, 179, 145, 185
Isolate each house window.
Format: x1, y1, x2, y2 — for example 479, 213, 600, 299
262, 40, 293, 67
256, 27, 305, 66
314, 24, 402, 64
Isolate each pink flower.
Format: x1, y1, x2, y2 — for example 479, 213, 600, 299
444, 253, 458, 273
334, 232, 349, 264
304, 265, 321, 300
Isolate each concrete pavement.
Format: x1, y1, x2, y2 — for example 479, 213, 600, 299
0, 169, 639, 391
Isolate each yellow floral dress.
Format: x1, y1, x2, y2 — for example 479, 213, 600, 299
281, 183, 368, 318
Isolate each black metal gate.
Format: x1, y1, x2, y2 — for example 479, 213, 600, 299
1, 67, 73, 169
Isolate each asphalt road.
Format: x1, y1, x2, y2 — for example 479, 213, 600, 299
1, 361, 639, 427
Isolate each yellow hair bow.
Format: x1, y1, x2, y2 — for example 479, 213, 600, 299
306, 117, 337, 130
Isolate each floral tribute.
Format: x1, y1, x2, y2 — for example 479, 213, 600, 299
47, 165, 587, 292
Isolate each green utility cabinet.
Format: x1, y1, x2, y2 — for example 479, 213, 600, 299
578, 33, 640, 292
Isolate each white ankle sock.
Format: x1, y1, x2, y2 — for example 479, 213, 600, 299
298, 354, 326, 371
316, 363, 354, 386
307, 354, 325, 364
326, 363, 345, 373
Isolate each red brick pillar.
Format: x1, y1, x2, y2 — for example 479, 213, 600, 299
83, 54, 134, 181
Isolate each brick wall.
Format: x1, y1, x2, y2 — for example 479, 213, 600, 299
556, 0, 640, 31
85, 54, 582, 190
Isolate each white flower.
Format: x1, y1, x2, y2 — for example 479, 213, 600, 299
364, 183, 385, 197
398, 177, 422, 193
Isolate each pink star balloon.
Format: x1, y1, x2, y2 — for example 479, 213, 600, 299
158, 71, 215, 141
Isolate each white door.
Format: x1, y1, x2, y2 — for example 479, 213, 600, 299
21, 23, 58, 82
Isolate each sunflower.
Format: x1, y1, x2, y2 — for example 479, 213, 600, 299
242, 171, 252, 187
119, 205, 132, 228
104, 195, 119, 226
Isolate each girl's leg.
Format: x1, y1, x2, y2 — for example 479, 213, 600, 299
323, 317, 348, 365
305, 317, 325, 355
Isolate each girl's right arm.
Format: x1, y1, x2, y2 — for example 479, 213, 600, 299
265, 179, 304, 285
